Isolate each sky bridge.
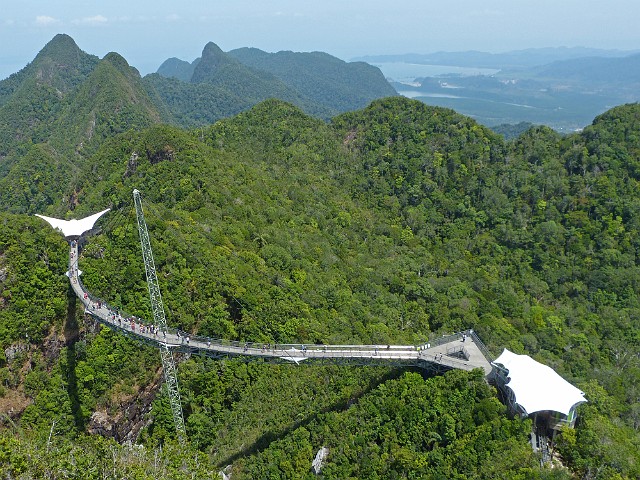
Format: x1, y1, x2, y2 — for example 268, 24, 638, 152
38, 203, 586, 451
67, 241, 494, 376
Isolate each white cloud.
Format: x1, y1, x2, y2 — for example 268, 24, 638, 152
35, 15, 59, 26
166, 14, 180, 22
72, 15, 108, 26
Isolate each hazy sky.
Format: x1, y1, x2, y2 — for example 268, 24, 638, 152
1, 0, 638, 79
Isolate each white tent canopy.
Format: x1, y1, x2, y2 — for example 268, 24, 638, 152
36, 209, 110, 239
493, 349, 587, 416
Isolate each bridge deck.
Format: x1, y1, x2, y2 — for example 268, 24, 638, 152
68, 243, 493, 375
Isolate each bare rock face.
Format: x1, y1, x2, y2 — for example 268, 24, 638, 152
311, 446, 329, 475
2, 317, 161, 445
4, 342, 29, 363
42, 333, 65, 364
219, 465, 233, 480
87, 371, 161, 443
88, 411, 114, 436
0, 343, 32, 421
0, 257, 7, 308
123, 152, 138, 178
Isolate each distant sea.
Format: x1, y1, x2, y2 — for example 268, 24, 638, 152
373, 62, 499, 84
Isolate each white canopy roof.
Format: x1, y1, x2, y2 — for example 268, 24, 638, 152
36, 209, 110, 238
493, 349, 586, 416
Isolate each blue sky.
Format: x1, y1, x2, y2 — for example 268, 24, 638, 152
1, 0, 638, 79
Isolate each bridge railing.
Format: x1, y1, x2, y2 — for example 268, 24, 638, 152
468, 329, 493, 362
75, 273, 123, 317
72, 245, 153, 338
418, 351, 469, 370
167, 335, 418, 355
70, 243, 493, 364
418, 332, 463, 349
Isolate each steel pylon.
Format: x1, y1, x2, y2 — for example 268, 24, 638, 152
133, 189, 186, 442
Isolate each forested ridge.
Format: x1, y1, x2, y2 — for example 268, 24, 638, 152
151, 40, 397, 126
0, 34, 639, 480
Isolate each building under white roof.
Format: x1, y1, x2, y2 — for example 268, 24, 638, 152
492, 349, 587, 429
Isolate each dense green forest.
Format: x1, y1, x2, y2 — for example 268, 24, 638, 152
226, 47, 398, 114
0, 34, 639, 479
152, 40, 396, 126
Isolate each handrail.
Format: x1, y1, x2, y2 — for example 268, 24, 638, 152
468, 330, 493, 362
68, 242, 493, 374
423, 332, 463, 349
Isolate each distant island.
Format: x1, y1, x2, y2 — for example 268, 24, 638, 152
359, 47, 640, 131
353, 46, 639, 70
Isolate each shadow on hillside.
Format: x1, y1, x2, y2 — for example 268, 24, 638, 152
215, 366, 421, 467
64, 283, 84, 431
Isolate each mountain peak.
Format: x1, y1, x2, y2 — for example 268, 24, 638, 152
47, 49, 162, 155
199, 41, 232, 69
191, 42, 238, 83
35, 33, 84, 66
0, 33, 98, 105
156, 57, 200, 82
40, 33, 79, 52
102, 51, 140, 78
202, 41, 225, 57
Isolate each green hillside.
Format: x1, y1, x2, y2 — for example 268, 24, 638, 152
0, 43, 168, 215
156, 57, 198, 83
0, 33, 395, 154
146, 42, 330, 127
143, 73, 251, 127
51, 52, 165, 156
151, 42, 395, 125
228, 47, 397, 113
0, 44, 639, 477
0, 34, 99, 156
0, 34, 98, 107
190, 42, 305, 106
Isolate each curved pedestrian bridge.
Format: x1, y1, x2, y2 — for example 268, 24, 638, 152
67, 241, 494, 376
